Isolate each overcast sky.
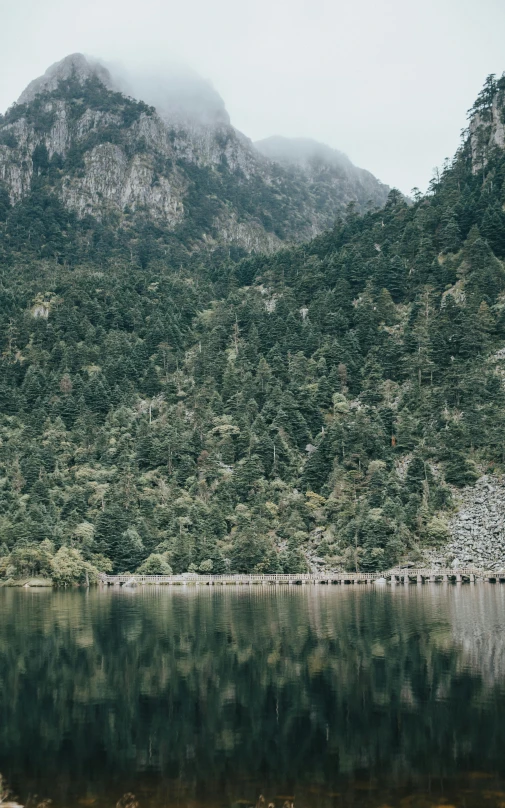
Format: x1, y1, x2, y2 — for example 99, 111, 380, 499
1, 0, 505, 194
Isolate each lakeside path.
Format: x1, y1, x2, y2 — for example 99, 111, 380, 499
101, 568, 505, 586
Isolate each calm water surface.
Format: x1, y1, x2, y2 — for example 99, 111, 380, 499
1, 585, 505, 808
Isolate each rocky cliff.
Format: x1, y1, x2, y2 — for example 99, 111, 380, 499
0, 54, 390, 252
469, 73, 505, 173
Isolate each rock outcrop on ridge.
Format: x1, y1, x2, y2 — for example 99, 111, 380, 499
0, 54, 390, 252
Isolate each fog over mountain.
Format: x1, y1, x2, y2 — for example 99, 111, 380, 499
18, 55, 231, 130
18, 53, 115, 104
2, 0, 505, 194
110, 63, 231, 129
254, 137, 353, 169
0, 53, 390, 252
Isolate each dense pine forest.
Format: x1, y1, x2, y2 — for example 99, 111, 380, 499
2, 74, 505, 582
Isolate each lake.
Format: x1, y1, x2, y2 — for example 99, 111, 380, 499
1, 585, 505, 808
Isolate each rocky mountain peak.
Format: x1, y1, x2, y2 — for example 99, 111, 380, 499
0, 53, 390, 252
17, 54, 231, 131
18, 53, 115, 105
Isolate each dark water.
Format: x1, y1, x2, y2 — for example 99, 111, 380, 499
1, 585, 505, 808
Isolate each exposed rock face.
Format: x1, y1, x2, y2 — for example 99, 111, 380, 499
0, 97, 184, 221
469, 76, 505, 173
0, 54, 390, 251
427, 476, 505, 571
18, 53, 115, 105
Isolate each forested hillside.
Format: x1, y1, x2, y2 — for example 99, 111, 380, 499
2, 75, 505, 582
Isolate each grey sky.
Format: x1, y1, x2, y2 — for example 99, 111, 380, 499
1, 0, 505, 194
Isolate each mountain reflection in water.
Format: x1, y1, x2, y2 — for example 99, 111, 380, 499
1, 585, 505, 808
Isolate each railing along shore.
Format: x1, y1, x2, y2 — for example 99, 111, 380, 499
100, 568, 505, 586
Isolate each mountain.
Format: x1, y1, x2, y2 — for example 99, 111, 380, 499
111, 62, 231, 128
1, 71, 505, 583
17, 53, 116, 104
0, 54, 389, 254
255, 134, 385, 200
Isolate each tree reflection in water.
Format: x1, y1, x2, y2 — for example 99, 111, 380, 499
1, 586, 505, 808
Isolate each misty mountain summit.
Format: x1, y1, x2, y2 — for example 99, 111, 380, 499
113, 64, 231, 129
17, 53, 117, 105
255, 135, 383, 199
0, 53, 389, 251
20, 54, 231, 128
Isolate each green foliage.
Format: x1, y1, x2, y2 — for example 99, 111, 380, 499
4, 76, 154, 129
136, 554, 173, 575
50, 546, 100, 586
1, 75, 505, 573
7, 540, 55, 578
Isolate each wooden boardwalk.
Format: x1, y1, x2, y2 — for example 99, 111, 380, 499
100, 568, 505, 586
